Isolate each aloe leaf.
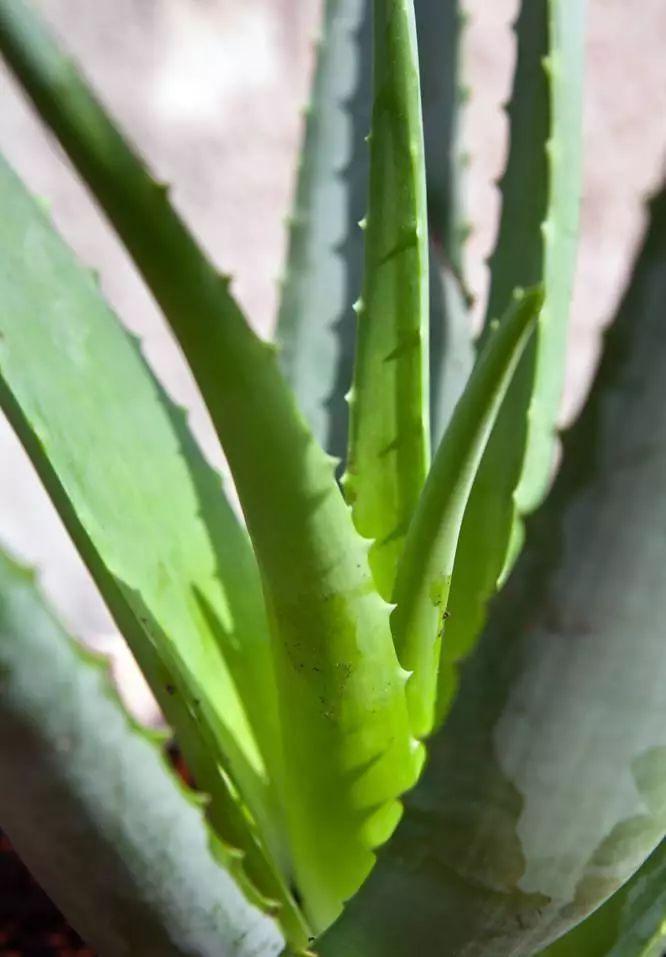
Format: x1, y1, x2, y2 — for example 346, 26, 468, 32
437, 0, 584, 724
428, 225, 475, 448
276, 0, 370, 461
0, 547, 283, 957
540, 839, 666, 957
343, 0, 431, 599
320, 186, 666, 957
416, 0, 466, 278
0, 154, 307, 944
415, 0, 475, 445
0, 0, 419, 931
393, 286, 541, 737
276, 0, 472, 465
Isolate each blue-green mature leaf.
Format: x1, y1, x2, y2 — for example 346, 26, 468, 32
0, 1, 418, 932
276, 0, 371, 462
343, 0, 430, 600
437, 0, 585, 725
416, 0, 465, 268
393, 286, 540, 738
415, 0, 474, 445
320, 186, 666, 957
540, 839, 666, 957
428, 229, 475, 448
0, 153, 304, 942
0, 548, 283, 957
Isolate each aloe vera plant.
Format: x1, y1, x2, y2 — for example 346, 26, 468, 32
0, 0, 664, 955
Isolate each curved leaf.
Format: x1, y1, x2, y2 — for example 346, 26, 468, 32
320, 186, 666, 956
0, 0, 417, 932
438, 0, 585, 725
393, 286, 541, 737
342, 0, 430, 599
0, 548, 283, 957
0, 153, 303, 941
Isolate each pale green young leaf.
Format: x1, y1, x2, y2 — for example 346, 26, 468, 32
0, 154, 306, 943
437, 0, 585, 724
343, 0, 430, 599
393, 286, 541, 737
320, 185, 666, 957
0, 0, 419, 932
0, 548, 284, 957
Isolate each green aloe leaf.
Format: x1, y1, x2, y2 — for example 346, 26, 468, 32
342, 0, 430, 599
0, 0, 418, 931
0, 547, 284, 957
540, 839, 666, 957
415, 0, 474, 444
276, 0, 370, 461
393, 286, 541, 737
0, 153, 306, 944
320, 185, 666, 957
277, 0, 473, 466
437, 0, 585, 725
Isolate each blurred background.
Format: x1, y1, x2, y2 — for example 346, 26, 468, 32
0, 0, 664, 720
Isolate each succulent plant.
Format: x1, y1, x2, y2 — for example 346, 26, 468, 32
0, 0, 663, 955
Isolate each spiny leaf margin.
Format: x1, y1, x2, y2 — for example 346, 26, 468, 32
342, 0, 430, 599
320, 182, 666, 957
436, 0, 585, 726
0, 150, 304, 942
0, 0, 419, 932
393, 285, 541, 736
0, 546, 284, 957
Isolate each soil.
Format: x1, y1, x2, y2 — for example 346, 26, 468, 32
0, 832, 94, 957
